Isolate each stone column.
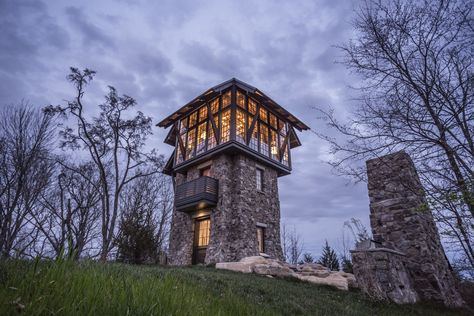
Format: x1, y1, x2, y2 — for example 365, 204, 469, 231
366, 151, 464, 307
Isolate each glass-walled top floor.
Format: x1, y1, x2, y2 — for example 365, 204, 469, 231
174, 88, 291, 168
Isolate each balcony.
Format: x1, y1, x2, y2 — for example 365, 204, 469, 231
175, 176, 218, 212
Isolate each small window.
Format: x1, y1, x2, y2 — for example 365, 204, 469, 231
200, 167, 211, 177
257, 227, 265, 253
256, 168, 263, 191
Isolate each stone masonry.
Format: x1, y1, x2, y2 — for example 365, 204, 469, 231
168, 152, 284, 265
355, 151, 464, 307
351, 247, 418, 304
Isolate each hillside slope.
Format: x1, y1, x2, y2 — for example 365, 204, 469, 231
0, 260, 468, 315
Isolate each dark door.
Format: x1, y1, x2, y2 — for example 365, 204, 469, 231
193, 217, 210, 264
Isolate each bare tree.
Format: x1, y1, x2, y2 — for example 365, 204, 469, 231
33, 162, 101, 259
116, 171, 172, 263
316, 0, 474, 273
45, 68, 164, 261
0, 104, 55, 258
281, 224, 304, 264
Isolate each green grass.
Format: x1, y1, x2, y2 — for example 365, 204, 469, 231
0, 259, 468, 315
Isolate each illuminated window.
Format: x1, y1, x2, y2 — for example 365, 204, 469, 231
221, 109, 231, 143
199, 106, 207, 122
256, 168, 263, 191
189, 111, 197, 127
196, 218, 210, 247
196, 122, 207, 154
249, 124, 258, 151
236, 109, 246, 144
186, 128, 196, 159
248, 99, 257, 115
222, 90, 231, 108
210, 98, 219, 114
257, 227, 265, 253
259, 123, 269, 156
269, 113, 277, 129
237, 91, 245, 108
208, 115, 218, 150
270, 130, 278, 160
259, 107, 268, 123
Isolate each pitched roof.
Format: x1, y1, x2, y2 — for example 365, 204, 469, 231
156, 78, 310, 131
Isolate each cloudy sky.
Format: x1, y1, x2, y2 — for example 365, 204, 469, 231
0, 0, 370, 257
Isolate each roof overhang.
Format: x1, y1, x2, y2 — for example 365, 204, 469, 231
156, 78, 310, 132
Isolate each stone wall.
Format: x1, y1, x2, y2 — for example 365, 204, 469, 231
168, 152, 283, 265
363, 151, 464, 307
351, 248, 418, 304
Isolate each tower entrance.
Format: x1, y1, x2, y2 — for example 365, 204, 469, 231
193, 217, 210, 264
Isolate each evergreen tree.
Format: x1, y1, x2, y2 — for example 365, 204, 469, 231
318, 240, 340, 271
340, 255, 353, 273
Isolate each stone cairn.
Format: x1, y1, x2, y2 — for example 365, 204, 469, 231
351, 151, 464, 307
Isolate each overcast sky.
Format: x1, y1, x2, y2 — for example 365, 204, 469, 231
0, 0, 370, 258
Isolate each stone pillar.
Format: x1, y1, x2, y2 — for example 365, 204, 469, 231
366, 151, 464, 307
351, 248, 418, 304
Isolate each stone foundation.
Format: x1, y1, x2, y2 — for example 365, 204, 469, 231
168, 152, 283, 265
354, 151, 464, 307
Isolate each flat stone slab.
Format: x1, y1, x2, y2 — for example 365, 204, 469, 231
216, 256, 357, 291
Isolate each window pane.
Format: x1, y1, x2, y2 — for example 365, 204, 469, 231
248, 99, 257, 115
259, 107, 268, 123
189, 111, 197, 127
259, 123, 269, 156
237, 91, 245, 108
283, 144, 289, 166
222, 90, 231, 108
196, 122, 207, 155
208, 115, 218, 150
186, 128, 196, 160
199, 106, 207, 122
236, 109, 246, 144
270, 130, 278, 160
249, 123, 258, 151
197, 219, 210, 247
210, 98, 219, 114
221, 109, 231, 143
176, 136, 183, 164
180, 117, 188, 134
256, 168, 263, 191
269, 113, 277, 129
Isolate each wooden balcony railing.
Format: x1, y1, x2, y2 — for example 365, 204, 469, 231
175, 176, 218, 211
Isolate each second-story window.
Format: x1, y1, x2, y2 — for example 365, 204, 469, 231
256, 168, 263, 191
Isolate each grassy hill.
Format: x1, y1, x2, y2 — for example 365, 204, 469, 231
0, 260, 468, 315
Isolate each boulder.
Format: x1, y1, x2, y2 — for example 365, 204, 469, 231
215, 262, 253, 273
239, 256, 268, 264
216, 256, 357, 291
296, 274, 349, 291
253, 262, 295, 277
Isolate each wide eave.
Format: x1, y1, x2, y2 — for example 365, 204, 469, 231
156, 78, 310, 132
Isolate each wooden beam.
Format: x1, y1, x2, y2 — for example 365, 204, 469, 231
206, 101, 219, 145
246, 103, 260, 145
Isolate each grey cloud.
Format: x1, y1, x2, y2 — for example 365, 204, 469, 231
65, 6, 115, 49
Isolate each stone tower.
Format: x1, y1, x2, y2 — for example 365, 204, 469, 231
157, 79, 308, 265
366, 151, 464, 307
